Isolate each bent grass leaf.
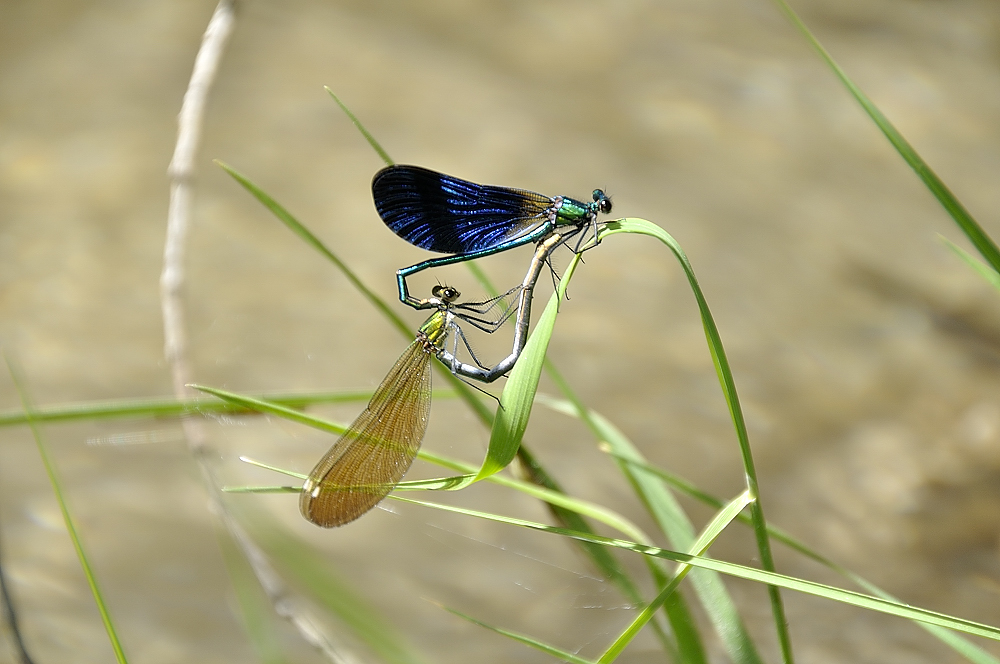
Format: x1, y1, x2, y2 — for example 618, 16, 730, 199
391, 495, 1000, 643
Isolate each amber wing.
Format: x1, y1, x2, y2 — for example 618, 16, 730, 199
300, 339, 434, 527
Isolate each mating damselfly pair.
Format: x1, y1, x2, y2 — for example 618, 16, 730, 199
289, 165, 614, 526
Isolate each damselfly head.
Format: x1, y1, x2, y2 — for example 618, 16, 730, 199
431, 284, 461, 302
592, 189, 612, 215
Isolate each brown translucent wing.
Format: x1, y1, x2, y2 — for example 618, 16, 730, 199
300, 339, 434, 527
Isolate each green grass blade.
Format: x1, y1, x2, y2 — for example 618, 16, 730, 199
940, 235, 1000, 292
0, 389, 461, 427
770, 0, 1000, 272
469, 222, 742, 658
418, 450, 654, 543
391, 495, 1000, 642
601, 218, 790, 661
191, 385, 350, 435
478, 249, 587, 480
599, 448, 1000, 664
325, 87, 393, 166
477, 291, 560, 479
216, 160, 410, 337
540, 374, 751, 664
598, 491, 752, 663
6, 357, 129, 664
441, 603, 596, 664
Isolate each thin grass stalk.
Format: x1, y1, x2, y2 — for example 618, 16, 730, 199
6, 357, 128, 664
0, 389, 444, 427
769, 0, 1000, 272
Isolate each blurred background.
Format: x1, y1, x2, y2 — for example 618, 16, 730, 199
2, 0, 1000, 662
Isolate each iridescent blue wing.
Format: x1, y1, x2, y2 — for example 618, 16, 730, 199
372, 165, 554, 254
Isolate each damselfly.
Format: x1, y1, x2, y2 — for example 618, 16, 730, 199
372, 165, 612, 309
300, 248, 550, 527
300, 219, 572, 526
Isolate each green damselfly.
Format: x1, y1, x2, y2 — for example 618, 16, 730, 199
301, 233, 565, 526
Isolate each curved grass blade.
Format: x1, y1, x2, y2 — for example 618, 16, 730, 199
325, 88, 393, 167
599, 218, 790, 661
6, 357, 128, 664
391, 495, 1000, 643
458, 243, 684, 655
537, 389, 761, 664
770, 0, 1000, 272
480, 219, 768, 661
477, 248, 586, 480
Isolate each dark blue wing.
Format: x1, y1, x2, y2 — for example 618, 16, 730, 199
372, 165, 553, 254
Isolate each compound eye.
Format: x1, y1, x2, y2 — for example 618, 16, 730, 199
592, 190, 612, 214
440, 286, 460, 302
431, 285, 446, 298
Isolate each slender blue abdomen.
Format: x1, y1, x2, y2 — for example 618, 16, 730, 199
372, 165, 553, 255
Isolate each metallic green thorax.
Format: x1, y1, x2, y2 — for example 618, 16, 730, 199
417, 310, 449, 348
553, 195, 596, 224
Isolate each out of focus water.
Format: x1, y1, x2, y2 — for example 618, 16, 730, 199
2, 1, 1000, 662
